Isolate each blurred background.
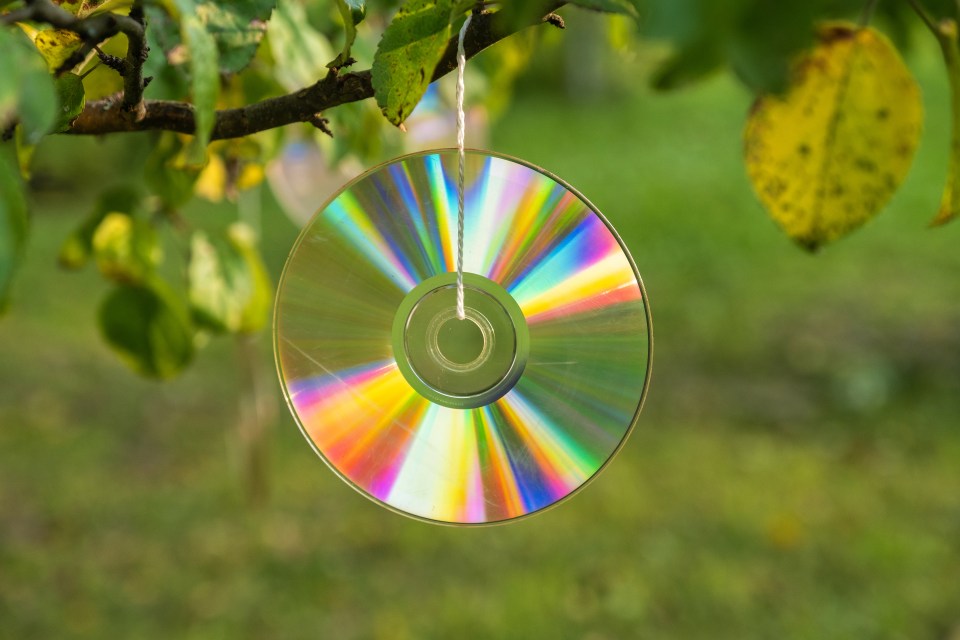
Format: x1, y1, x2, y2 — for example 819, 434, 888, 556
2, 10, 960, 639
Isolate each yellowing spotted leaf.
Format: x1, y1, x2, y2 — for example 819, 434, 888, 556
18, 24, 83, 73
55, 0, 133, 18
744, 23, 923, 250
52, 1, 85, 14
195, 154, 228, 202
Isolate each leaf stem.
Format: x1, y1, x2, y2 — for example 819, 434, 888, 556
932, 19, 960, 224
859, 0, 880, 26
904, 0, 960, 224
905, 0, 940, 33
234, 333, 273, 508
0, 6, 34, 23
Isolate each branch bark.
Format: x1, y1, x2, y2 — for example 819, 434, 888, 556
121, 0, 148, 120
67, 7, 563, 140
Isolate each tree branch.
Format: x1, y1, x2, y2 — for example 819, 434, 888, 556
121, 0, 148, 119
67, 6, 564, 140
859, 0, 880, 26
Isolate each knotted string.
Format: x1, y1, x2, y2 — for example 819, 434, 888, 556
455, 13, 472, 320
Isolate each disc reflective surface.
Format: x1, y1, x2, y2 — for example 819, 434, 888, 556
274, 150, 651, 525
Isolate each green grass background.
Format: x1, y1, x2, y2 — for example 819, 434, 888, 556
2, 28, 960, 640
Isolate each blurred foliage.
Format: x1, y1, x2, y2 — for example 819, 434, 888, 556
98, 280, 196, 379
2, 0, 960, 375
1, 40, 958, 634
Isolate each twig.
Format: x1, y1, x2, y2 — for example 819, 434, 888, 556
307, 114, 334, 137
905, 0, 940, 33
121, 0, 148, 120
0, 6, 34, 23
544, 12, 565, 28
859, 0, 880, 26
94, 45, 126, 74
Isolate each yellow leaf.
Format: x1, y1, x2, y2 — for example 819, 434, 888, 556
195, 154, 228, 202
91, 212, 162, 283
77, 36, 127, 100
14, 127, 36, 181
744, 23, 923, 250
17, 22, 40, 40
236, 163, 265, 191
18, 23, 83, 73
51, 0, 134, 18
52, 1, 85, 15
33, 28, 83, 73
931, 19, 960, 227
765, 513, 805, 551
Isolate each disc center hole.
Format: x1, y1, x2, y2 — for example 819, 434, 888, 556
436, 317, 485, 365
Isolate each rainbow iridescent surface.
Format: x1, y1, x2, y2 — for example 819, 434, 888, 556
274, 150, 651, 524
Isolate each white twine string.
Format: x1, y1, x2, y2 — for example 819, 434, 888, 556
455, 13, 472, 321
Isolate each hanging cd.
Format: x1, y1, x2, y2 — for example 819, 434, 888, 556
274, 150, 652, 525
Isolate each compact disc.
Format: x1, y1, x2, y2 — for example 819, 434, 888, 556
274, 150, 652, 525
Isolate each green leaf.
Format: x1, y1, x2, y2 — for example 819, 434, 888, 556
328, 99, 395, 165
187, 230, 237, 332
728, 1, 823, 93
329, 0, 367, 69
226, 222, 271, 333
145, 132, 203, 209
187, 222, 270, 334
640, 0, 743, 91
57, 0, 135, 18
53, 73, 86, 133
59, 186, 143, 270
141, 12, 193, 101
18, 72, 59, 144
14, 127, 36, 181
147, 1, 275, 75
636, 0, 733, 42
184, 15, 219, 161
266, 0, 334, 91
52, 0, 85, 12
372, 0, 454, 126
195, 0, 276, 73
568, 0, 638, 19
638, 0, 865, 93
174, 0, 220, 163
0, 152, 29, 313
91, 212, 163, 283
650, 39, 724, 90
98, 280, 195, 379
0, 29, 57, 144
493, 0, 557, 35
